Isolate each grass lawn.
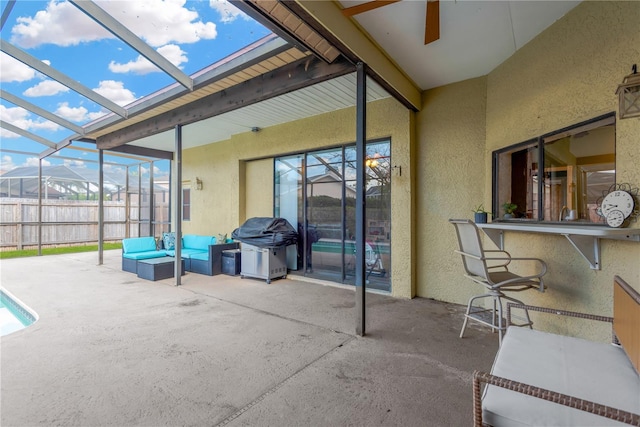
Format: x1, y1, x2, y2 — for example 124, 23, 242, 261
0, 243, 122, 259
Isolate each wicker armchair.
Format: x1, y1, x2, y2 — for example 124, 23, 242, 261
472, 276, 640, 426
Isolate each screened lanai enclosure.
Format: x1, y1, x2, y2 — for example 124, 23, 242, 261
0, 148, 171, 250
1, 0, 404, 333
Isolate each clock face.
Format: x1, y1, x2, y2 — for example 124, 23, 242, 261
606, 209, 626, 228
601, 190, 635, 218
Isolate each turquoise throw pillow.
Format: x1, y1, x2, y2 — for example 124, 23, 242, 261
162, 232, 176, 250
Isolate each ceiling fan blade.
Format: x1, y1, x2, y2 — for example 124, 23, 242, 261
424, 0, 440, 44
341, 0, 401, 17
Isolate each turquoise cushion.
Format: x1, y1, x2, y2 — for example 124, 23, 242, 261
183, 235, 215, 250
123, 250, 167, 260
189, 251, 210, 261
122, 236, 156, 254
182, 249, 206, 258
164, 248, 206, 259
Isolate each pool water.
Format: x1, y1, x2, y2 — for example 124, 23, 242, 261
0, 289, 37, 336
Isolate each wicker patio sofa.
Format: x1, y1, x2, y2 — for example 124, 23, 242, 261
473, 275, 640, 426
162, 234, 239, 275
121, 236, 167, 273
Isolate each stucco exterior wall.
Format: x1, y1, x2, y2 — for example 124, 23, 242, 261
244, 159, 273, 220
417, 1, 640, 340
182, 96, 415, 298
416, 77, 488, 305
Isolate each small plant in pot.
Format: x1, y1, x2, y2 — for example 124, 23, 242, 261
472, 204, 491, 224
502, 202, 517, 219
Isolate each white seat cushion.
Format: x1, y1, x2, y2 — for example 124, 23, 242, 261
483, 327, 640, 426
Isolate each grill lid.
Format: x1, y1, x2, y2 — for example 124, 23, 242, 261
231, 217, 298, 248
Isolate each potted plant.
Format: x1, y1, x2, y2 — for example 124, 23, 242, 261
472, 204, 491, 224
502, 202, 517, 219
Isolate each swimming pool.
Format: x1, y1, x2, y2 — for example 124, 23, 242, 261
0, 288, 38, 336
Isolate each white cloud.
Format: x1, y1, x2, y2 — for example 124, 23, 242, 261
55, 102, 89, 122
0, 128, 20, 139
63, 159, 85, 168
29, 120, 60, 132
23, 80, 69, 97
1, 104, 28, 121
87, 111, 109, 121
0, 104, 60, 136
11, 0, 217, 49
10, 0, 113, 48
103, 164, 126, 176
24, 157, 51, 167
100, 0, 218, 47
93, 80, 137, 107
0, 53, 38, 82
1, 155, 16, 171
137, 165, 164, 176
108, 44, 188, 75
210, 0, 250, 23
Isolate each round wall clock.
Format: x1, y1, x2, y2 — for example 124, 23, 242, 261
597, 183, 640, 228
600, 190, 635, 218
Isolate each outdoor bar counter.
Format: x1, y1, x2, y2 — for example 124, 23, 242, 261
476, 222, 640, 270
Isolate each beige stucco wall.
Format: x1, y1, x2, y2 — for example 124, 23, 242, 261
416, 1, 640, 340
183, 96, 415, 298
244, 159, 273, 221
417, 77, 488, 306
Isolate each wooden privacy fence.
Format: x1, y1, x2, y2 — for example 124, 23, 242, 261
0, 198, 168, 250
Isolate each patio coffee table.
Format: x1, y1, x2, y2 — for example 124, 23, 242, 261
137, 257, 185, 281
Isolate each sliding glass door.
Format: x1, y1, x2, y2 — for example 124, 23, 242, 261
274, 141, 391, 292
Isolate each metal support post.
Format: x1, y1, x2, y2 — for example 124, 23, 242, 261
355, 62, 367, 336
98, 149, 104, 265
174, 125, 183, 285
38, 159, 42, 256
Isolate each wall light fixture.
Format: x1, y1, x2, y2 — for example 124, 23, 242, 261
616, 64, 640, 119
195, 177, 203, 191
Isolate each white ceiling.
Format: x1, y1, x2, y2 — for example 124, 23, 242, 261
131, 73, 391, 152
131, 0, 582, 152
338, 0, 581, 90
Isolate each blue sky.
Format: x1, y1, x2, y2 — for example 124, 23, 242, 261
0, 0, 271, 174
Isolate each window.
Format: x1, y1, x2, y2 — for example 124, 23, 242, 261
182, 188, 191, 221
493, 114, 615, 223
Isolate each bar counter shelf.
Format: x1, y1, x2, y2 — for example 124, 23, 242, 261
476, 221, 640, 270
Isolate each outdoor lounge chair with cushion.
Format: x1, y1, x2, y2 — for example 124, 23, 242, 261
121, 236, 168, 273
472, 275, 640, 426
449, 219, 547, 345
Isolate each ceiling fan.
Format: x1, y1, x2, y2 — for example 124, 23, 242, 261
341, 0, 440, 45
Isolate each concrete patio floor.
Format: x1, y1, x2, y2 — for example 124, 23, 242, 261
1, 250, 498, 426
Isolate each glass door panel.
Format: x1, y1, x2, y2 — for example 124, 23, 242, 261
306, 148, 344, 279
364, 142, 391, 292
343, 147, 357, 284
274, 155, 303, 270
